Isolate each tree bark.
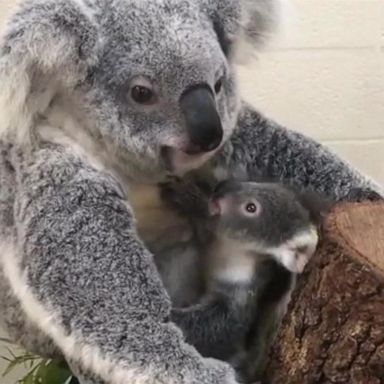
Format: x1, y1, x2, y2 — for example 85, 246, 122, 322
264, 201, 384, 384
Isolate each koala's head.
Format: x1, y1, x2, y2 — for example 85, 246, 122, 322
209, 180, 323, 273
0, 0, 282, 181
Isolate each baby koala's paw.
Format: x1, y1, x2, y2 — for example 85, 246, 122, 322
273, 226, 319, 274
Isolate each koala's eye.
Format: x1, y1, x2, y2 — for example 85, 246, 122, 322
243, 201, 260, 216
129, 76, 157, 105
246, 203, 257, 213
131, 85, 155, 105
214, 78, 223, 94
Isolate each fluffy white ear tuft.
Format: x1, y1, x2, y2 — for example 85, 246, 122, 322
204, 0, 292, 63
0, 0, 99, 144
233, 0, 293, 63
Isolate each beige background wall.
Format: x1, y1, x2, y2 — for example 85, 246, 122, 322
0, 0, 383, 382
237, 0, 384, 186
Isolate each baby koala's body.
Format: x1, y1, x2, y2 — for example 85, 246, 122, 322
202, 180, 320, 380
160, 178, 321, 381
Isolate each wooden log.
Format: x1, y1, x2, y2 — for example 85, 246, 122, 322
264, 202, 384, 384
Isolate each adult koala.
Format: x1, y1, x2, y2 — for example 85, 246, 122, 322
0, 0, 381, 383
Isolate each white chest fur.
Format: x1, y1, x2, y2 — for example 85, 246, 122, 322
206, 237, 259, 285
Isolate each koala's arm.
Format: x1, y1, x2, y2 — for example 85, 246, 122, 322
222, 103, 383, 202
171, 284, 255, 361
8, 143, 237, 384
171, 259, 282, 363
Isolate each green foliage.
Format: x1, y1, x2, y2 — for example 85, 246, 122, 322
0, 338, 73, 384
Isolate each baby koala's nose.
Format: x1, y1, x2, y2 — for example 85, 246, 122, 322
208, 195, 234, 217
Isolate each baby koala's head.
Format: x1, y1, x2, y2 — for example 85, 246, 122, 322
208, 180, 325, 273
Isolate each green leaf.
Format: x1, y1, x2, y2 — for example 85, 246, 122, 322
17, 361, 42, 384
2, 360, 20, 377
1, 346, 71, 384
33, 360, 46, 383
5, 346, 17, 359
0, 337, 14, 344
20, 370, 36, 384
41, 360, 71, 384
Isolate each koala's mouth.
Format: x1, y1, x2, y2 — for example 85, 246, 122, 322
161, 146, 214, 175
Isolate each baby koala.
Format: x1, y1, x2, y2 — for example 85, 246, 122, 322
162, 178, 320, 285
205, 180, 319, 283
204, 180, 322, 380
160, 177, 324, 381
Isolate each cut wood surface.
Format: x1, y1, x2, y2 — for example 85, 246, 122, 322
264, 202, 384, 384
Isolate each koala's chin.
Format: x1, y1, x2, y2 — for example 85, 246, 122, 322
161, 146, 217, 177
119, 151, 208, 183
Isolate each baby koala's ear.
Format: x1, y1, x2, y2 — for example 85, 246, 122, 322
296, 190, 335, 226
347, 187, 384, 203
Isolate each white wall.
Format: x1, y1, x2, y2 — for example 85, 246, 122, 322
237, 0, 384, 185
0, 0, 383, 382
0, 0, 15, 25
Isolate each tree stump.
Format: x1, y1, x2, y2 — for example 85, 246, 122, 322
264, 201, 384, 384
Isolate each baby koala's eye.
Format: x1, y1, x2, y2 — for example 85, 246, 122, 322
243, 201, 260, 216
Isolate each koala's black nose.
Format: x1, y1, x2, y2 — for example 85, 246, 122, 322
180, 84, 223, 153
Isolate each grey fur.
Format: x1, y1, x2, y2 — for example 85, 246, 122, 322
0, 0, 382, 383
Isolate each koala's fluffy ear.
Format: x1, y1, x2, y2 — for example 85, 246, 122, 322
296, 190, 335, 226
0, 0, 99, 144
204, 0, 286, 60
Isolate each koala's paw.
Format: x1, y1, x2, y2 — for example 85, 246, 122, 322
199, 357, 240, 384
231, 358, 266, 384
273, 226, 319, 274
159, 177, 209, 216
160, 177, 190, 205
